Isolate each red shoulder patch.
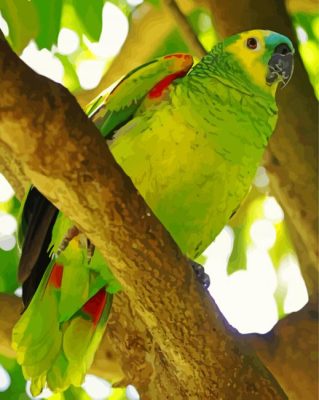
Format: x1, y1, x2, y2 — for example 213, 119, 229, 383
164, 53, 191, 60
148, 54, 193, 99
148, 71, 187, 99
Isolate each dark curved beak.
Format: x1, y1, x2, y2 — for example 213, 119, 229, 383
266, 43, 294, 88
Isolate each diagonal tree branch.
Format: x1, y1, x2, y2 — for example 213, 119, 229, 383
162, 0, 206, 56
0, 31, 287, 399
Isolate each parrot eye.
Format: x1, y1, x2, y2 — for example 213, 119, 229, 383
246, 37, 259, 50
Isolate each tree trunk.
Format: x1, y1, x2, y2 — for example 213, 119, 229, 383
248, 300, 318, 400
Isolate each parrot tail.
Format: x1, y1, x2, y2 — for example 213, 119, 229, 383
12, 262, 113, 396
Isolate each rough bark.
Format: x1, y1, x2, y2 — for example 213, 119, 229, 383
285, 0, 319, 13
0, 32, 287, 399
0, 141, 28, 200
247, 300, 319, 400
162, 0, 206, 56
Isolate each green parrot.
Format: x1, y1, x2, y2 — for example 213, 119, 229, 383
12, 29, 294, 395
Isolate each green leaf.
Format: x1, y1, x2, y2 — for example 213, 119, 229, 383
63, 386, 92, 400
0, 196, 20, 293
108, 388, 127, 400
0, 195, 20, 216
71, 0, 104, 42
0, 0, 39, 53
32, 0, 63, 49
56, 53, 81, 93
145, 0, 160, 6
0, 356, 29, 400
0, 246, 19, 293
151, 29, 190, 57
227, 225, 248, 275
108, 0, 132, 16
227, 190, 265, 275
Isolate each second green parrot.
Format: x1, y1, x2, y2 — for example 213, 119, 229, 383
12, 29, 294, 395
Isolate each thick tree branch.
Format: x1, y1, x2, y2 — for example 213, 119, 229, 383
0, 33, 287, 399
0, 141, 28, 200
162, 0, 206, 56
246, 300, 319, 400
285, 0, 319, 13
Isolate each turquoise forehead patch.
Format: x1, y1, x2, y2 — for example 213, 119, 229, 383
265, 32, 294, 53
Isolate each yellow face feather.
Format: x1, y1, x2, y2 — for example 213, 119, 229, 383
225, 30, 294, 97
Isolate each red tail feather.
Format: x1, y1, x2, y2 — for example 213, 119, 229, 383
82, 289, 107, 325
48, 264, 63, 289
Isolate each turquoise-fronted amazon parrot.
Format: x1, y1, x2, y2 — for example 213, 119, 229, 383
12, 30, 294, 395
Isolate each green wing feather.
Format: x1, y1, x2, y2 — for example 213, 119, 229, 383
86, 53, 194, 138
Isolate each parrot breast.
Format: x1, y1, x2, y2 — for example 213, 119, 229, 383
109, 78, 277, 258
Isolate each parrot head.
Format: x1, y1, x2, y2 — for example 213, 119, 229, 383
222, 29, 294, 96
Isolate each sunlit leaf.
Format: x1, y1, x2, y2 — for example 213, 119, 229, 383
32, 0, 63, 49
151, 29, 189, 57
227, 190, 265, 274
227, 224, 248, 274
269, 221, 295, 318
108, 0, 132, 16
292, 12, 319, 98
108, 388, 127, 400
56, 53, 81, 93
0, 195, 20, 216
145, 0, 160, 6
0, 246, 19, 293
71, 0, 104, 42
0, 196, 20, 293
63, 386, 92, 400
268, 222, 293, 271
0, 356, 28, 400
0, 0, 38, 53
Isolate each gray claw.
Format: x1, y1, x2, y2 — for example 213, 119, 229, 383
190, 260, 210, 289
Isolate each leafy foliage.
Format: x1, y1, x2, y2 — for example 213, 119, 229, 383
0, 196, 20, 293
33, 0, 63, 49
71, 0, 104, 42
0, 0, 38, 53
292, 12, 319, 97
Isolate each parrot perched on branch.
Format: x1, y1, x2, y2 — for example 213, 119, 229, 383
12, 30, 294, 395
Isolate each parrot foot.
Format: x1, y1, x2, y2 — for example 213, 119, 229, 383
56, 225, 80, 257
87, 239, 95, 264
55, 225, 95, 264
190, 260, 210, 289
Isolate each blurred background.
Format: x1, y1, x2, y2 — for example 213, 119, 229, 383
0, 0, 318, 399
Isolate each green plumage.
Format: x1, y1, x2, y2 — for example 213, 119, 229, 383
12, 29, 294, 394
